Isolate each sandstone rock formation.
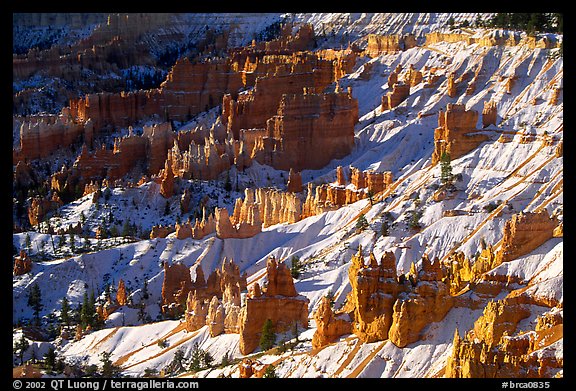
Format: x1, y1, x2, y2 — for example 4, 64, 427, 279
28, 194, 63, 226
238, 256, 309, 354
302, 166, 393, 218
495, 210, 558, 264
346, 249, 399, 342
481, 100, 498, 127
343, 248, 454, 348
13, 250, 32, 276
445, 297, 562, 378
116, 279, 128, 306
381, 81, 410, 111
431, 103, 489, 165
159, 158, 175, 198
366, 34, 417, 57
161, 262, 193, 316
286, 168, 303, 193
388, 254, 453, 348
251, 89, 358, 171
311, 296, 352, 349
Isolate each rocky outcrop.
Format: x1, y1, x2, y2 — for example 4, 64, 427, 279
184, 258, 246, 334
116, 279, 128, 306
161, 262, 193, 316
496, 211, 558, 264
311, 296, 352, 349
250, 89, 357, 171
286, 168, 303, 193
346, 249, 401, 342
481, 100, 498, 127
28, 194, 63, 226
159, 158, 174, 198
431, 103, 489, 165
69, 57, 243, 133
254, 188, 302, 228
388, 254, 453, 348
445, 297, 562, 378
215, 205, 261, 240
381, 82, 410, 111
14, 112, 91, 162
238, 256, 309, 354
365, 34, 417, 57
149, 225, 175, 239
344, 249, 453, 347
13, 250, 32, 276
302, 166, 393, 218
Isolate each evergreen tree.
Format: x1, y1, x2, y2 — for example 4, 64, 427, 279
43, 347, 57, 372
122, 219, 131, 237
142, 280, 150, 301
366, 190, 375, 206
262, 364, 278, 378
440, 151, 453, 186
80, 290, 97, 329
290, 255, 303, 279
259, 319, 276, 351
60, 297, 70, 327
100, 351, 120, 377
69, 233, 75, 253
27, 283, 43, 326
355, 214, 368, 231
25, 233, 32, 253
14, 334, 30, 365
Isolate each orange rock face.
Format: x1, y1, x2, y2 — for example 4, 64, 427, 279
250, 89, 358, 172
13, 250, 32, 276
346, 249, 400, 342
238, 256, 309, 354
286, 168, 303, 193
15, 113, 89, 162
116, 279, 128, 306
431, 103, 489, 165
445, 296, 562, 378
161, 262, 193, 316
496, 211, 558, 264
388, 255, 453, 348
344, 249, 454, 347
28, 195, 62, 226
312, 296, 352, 349
159, 158, 174, 198
382, 82, 410, 111
481, 100, 498, 127
365, 34, 417, 57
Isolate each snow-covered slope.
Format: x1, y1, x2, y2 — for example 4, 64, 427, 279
13, 13, 562, 378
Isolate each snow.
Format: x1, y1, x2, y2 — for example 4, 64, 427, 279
13, 13, 562, 379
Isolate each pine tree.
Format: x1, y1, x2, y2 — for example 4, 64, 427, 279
259, 319, 276, 351
440, 151, 453, 187
25, 233, 32, 253
262, 364, 278, 378
60, 297, 70, 327
356, 214, 368, 231
43, 347, 57, 371
27, 283, 43, 326
290, 256, 303, 278
14, 334, 30, 365
100, 351, 120, 377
